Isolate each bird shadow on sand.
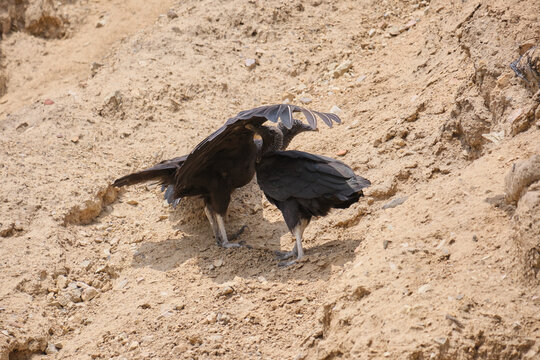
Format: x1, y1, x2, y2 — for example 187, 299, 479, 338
130, 185, 362, 283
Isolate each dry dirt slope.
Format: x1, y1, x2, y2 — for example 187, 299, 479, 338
0, 0, 539, 359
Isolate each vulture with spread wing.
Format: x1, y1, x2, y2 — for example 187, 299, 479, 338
113, 104, 339, 248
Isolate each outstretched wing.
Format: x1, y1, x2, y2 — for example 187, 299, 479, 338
256, 150, 371, 202
176, 104, 341, 188
232, 104, 341, 129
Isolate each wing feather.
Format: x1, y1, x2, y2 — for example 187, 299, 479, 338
256, 150, 370, 202
176, 105, 341, 190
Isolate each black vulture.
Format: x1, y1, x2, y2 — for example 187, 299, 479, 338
249, 123, 371, 266
113, 104, 340, 248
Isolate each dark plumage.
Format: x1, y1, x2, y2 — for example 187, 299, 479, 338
112, 104, 339, 248
113, 156, 187, 207
253, 124, 370, 265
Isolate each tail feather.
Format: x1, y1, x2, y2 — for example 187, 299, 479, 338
162, 184, 181, 207
113, 156, 186, 188
113, 168, 175, 187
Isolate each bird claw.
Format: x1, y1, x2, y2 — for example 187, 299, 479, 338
221, 241, 252, 249
278, 259, 298, 267
229, 225, 248, 241
274, 250, 296, 261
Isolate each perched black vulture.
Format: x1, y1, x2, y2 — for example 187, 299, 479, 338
113, 104, 339, 248
250, 123, 370, 265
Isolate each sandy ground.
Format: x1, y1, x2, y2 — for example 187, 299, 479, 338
1, 0, 539, 359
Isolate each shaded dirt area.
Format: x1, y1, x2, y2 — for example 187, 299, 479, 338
0, 0, 539, 359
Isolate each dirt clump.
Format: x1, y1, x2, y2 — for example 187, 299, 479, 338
506, 155, 540, 282
0, 0, 67, 39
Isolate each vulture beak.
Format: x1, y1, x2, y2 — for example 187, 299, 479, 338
253, 137, 263, 154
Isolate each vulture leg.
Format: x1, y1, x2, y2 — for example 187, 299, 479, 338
204, 205, 223, 246
216, 214, 249, 248
278, 217, 310, 267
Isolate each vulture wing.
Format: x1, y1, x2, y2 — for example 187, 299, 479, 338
176, 104, 341, 188
256, 150, 371, 202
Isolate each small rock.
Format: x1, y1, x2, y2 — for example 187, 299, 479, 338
114, 278, 129, 290
96, 19, 106, 28
365, 178, 397, 199
382, 196, 408, 209
45, 343, 58, 355
356, 75, 367, 83
418, 284, 431, 294
329, 105, 342, 115
298, 97, 312, 104
0, 223, 15, 237
245, 58, 257, 69
434, 337, 448, 346
205, 312, 217, 324
208, 334, 224, 343
16, 122, 28, 131
368, 28, 376, 37
508, 107, 531, 136
383, 240, 390, 249
91, 62, 103, 76
282, 92, 295, 102
66, 286, 82, 303
481, 131, 504, 144
336, 150, 348, 156
101, 91, 123, 115
218, 284, 235, 297
257, 276, 267, 283
332, 60, 352, 78
213, 259, 224, 268
167, 9, 178, 19
388, 26, 401, 36
404, 19, 417, 30
80, 260, 92, 270
56, 275, 68, 289
518, 40, 536, 55
496, 73, 512, 88
456, 294, 464, 300
57, 293, 70, 307
70, 136, 79, 143
81, 286, 98, 301
172, 343, 189, 355
217, 313, 230, 324
43, 99, 54, 105
472, 235, 478, 242
128, 341, 139, 350
127, 200, 138, 206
